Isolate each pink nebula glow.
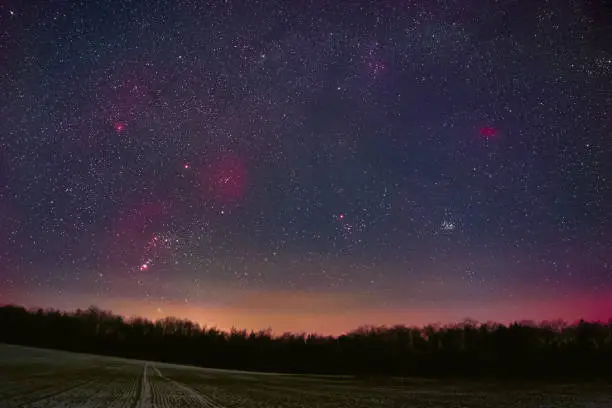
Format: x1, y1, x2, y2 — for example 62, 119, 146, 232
479, 127, 497, 138
114, 122, 126, 133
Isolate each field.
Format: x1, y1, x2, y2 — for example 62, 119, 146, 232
0, 344, 611, 407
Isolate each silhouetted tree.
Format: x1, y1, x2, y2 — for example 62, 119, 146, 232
0, 304, 610, 379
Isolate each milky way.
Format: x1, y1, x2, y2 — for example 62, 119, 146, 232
1, 0, 611, 334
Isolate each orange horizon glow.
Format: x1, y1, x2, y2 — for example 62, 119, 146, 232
8, 287, 612, 336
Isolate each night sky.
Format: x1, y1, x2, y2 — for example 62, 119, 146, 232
1, 1, 611, 335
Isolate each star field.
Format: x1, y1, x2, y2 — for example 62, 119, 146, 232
1, 0, 611, 334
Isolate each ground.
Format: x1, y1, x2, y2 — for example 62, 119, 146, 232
0, 344, 611, 407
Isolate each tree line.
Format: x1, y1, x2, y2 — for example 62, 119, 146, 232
1, 304, 611, 379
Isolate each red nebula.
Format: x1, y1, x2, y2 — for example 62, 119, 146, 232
202, 154, 248, 203
479, 127, 497, 138
114, 122, 126, 133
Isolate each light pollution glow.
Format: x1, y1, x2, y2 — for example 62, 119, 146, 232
8, 287, 612, 336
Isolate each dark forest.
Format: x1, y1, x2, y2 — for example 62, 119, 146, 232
1, 305, 611, 380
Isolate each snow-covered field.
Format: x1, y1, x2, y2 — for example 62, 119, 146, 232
1, 344, 611, 407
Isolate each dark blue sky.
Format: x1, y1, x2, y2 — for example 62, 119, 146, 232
1, 0, 611, 333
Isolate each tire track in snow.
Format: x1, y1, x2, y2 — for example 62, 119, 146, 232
134, 363, 152, 408
152, 363, 226, 408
